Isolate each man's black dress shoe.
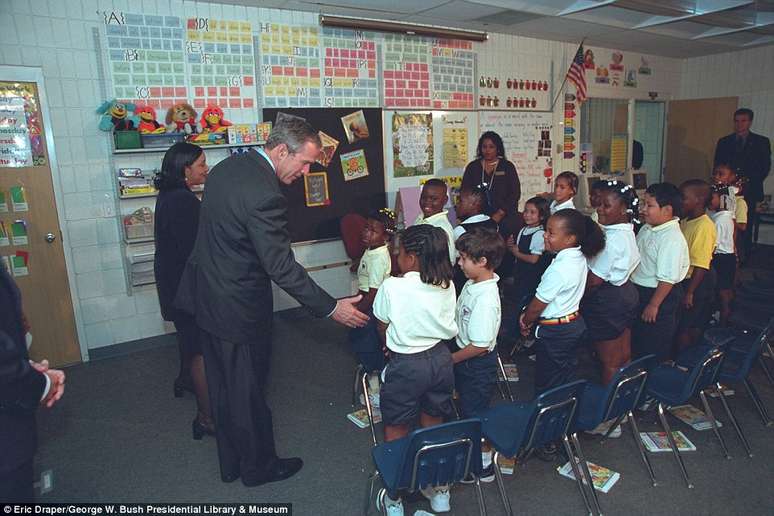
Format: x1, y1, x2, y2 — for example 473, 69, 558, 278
241, 458, 303, 487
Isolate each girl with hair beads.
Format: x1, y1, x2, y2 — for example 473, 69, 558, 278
582, 181, 641, 388
349, 209, 397, 406
519, 209, 604, 459
373, 225, 457, 516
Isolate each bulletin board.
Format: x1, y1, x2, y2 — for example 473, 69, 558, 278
478, 111, 554, 209
262, 108, 386, 243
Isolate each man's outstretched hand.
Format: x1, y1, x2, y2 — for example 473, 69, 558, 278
331, 295, 370, 328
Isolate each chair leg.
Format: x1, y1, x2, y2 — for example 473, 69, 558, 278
743, 378, 773, 426
474, 476, 488, 516
657, 403, 693, 489
353, 364, 365, 407
571, 433, 603, 516
496, 354, 515, 401
363, 470, 380, 516
699, 389, 730, 459
361, 372, 378, 446
716, 384, 753, 458
492, 451, 513, 516
758, 354, 774, 385
562, 435, 595, 516
628, 410, 657, 487
599, 413, 626, 444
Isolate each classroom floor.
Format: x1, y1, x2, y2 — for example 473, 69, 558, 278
35, 249, 774, 515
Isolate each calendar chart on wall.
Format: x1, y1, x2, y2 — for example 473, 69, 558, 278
321, 28, 379, 108
479, 111, 554, 208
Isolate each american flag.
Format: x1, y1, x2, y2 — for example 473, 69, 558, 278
567, 44, 587, 103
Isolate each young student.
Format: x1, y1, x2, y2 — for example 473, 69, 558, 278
582, 181, 641, 386
549, 171, 579, 214
414, 178, 456, 265
372, 225, 457, 516
519, 210, 605, 458
588, 179, 607, 223
631, 183, 689, 362
452, 186, 498, 294
506, 196, 550, 313
349, 209, 397, 405
713, 164, 749, 260
676, 179, 717, 352
452, 228, 505, 483
709, 185, 736, 327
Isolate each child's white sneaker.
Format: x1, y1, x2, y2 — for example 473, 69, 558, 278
376, 493, 403, 516
420, 485, 451, 513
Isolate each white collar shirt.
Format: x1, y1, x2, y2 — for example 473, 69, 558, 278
588, 223, 640, 286
455, 275, 501, 352
631, 218, 690, 288
535, 246, 587, 319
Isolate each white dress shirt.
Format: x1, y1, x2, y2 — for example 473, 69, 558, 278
455, 275, 501, 352
588, 223, 640, 286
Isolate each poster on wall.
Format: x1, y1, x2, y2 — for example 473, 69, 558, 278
609, 51, 624, 87
624, 68, 637, 88
0, 81, 45, 167
383, 35, 431, 108
321, 27, 379, 108
392, 113, 434, 177
304, 172, 330, 207
441, 113, 469, 170
340, 149, 369, 181
638, 57, 652, 75
431, 39, 475, 110
341, 110, 369, 143
258, 24, 322, 108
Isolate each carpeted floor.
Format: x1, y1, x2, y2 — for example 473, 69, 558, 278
35, 247, 774, 515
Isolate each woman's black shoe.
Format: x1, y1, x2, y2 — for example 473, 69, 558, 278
173, 377, 195, 398
192, 418, 216, 440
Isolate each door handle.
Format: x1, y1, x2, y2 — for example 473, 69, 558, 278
45, 232, 56, 243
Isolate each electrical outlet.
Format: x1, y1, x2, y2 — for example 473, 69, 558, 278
39, 469, 54, 495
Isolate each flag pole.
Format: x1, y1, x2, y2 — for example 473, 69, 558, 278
550, 37, 586, 112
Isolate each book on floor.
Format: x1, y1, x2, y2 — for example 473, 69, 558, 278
557, 460, 620, 493
498, 362, 519, 382
707, 386, 735, 398
640, 431, 697, 452
669, 404, 723, 430
497, 455, 516, 475
347, 408, 382, 429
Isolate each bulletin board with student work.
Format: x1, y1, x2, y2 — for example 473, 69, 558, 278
262, 108, 385, 243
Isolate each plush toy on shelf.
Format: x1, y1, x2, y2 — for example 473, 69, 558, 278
165, 102, 197, 134
135, 105, 166, 134
199, 105, 233, 133
97, 100, 137, 132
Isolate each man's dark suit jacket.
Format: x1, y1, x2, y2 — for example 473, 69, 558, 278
0, 266, 46, 474
175, 150, 336, 344
714, 131, 772, 200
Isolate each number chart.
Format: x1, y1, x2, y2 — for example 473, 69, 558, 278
104, 12, 187, 108
321, 28, 379, 108
258, 24, 322, 108
431, 39, 475, 110
186, 18, 256, 109
382, 34, 431, 108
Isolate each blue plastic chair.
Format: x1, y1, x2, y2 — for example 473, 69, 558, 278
574, 355, 658, 498
643, 347, 726, 488
365, 419, 487, 515
479, 380, 597, 516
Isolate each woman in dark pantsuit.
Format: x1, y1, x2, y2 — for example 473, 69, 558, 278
154, 142, 213, 439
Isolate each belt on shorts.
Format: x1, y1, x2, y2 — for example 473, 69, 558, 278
538, 311, 580, 325
391, 341, 444, 358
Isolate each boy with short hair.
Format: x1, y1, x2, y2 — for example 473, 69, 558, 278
415, 179, 456, 264
453, 228, 505, 483
676, 179, 717, 351
631, 183, 690, 362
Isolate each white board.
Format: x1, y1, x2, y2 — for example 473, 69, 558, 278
478, 111, 554, 209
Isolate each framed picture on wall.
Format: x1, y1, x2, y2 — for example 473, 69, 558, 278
304, 172, 331, 207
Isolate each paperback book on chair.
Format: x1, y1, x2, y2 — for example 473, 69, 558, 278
347, 408, 382, 429
640, 431, 697, 452
669, 404, 723, 431
557, 460, 620, 493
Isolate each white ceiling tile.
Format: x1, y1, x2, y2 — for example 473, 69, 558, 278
415, 0, 508, 22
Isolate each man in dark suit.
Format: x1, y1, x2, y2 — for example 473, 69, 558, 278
0, 266, 66, 502
176, 117, 368, 487
714, 108, 772, 258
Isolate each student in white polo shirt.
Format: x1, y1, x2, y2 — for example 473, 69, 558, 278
519, 209, 605, 459
414, 179, 456, 265
452, 228, 505, 484
549, 171, 579, 214
372, 224, 457, 516
631, 183, 689, 363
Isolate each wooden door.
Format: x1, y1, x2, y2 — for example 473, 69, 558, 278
664, 97, 738, 186
0, 79, 81, 366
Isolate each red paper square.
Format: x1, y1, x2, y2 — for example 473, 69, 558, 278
218, 98, 228, 108
208, 87, 218, 96
283, 67, 293, 75
219, 87, 227, 96
229, 98, 241, 108
341, 49, 349, 58
297, 67, 308, 77
243, 98, 254, 108
347, 69, 358, 77
150, 87, 161, 96
229, 87, 240, 96
326, 48, 332, 56
334, 68, 346, 77
310, 68, 320, 78
194, 98, 205, 108
243, 76, 253, 86
195, 87, 204, 96
162, 87, 174, 97
175, 87, 186, 96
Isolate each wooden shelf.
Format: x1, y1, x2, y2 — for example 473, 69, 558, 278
119, 192, 157, 199
124, 236, 154, 245
114, 142, 263, 155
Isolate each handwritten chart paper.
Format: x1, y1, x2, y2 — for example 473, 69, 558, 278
392, 113, 433, 177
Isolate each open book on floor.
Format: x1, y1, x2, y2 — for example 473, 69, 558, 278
640, 431, 697, 452
669, 404, 723, 430
347, 408, 382, 429
497, 455, 516, 475
557, 460, 620, 493
498, 363, 519, 382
